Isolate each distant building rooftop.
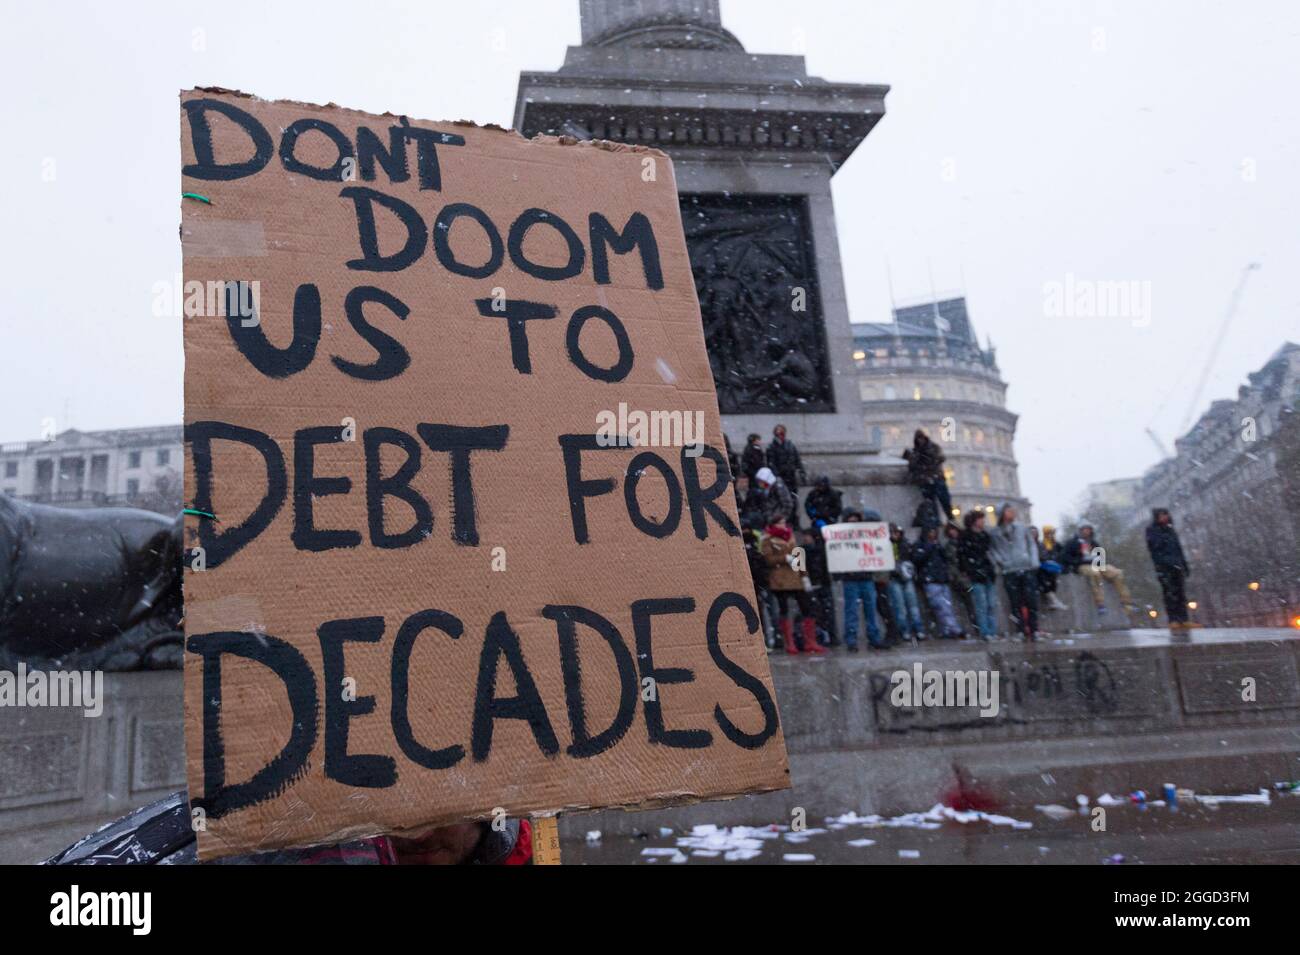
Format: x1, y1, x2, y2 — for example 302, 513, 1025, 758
0, 425, 182, 457
852, 296, 996, 370
855, 296, 980, 345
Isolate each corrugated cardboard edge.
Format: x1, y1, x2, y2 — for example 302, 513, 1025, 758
196, 779, 794, 860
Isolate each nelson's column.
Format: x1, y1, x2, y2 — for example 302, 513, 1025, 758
514, 0, 906, 512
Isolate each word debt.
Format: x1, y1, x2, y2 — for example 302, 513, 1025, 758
187, 592, 780, 819
186, 422, 738, 568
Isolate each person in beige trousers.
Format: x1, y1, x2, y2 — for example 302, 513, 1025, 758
1064, 522, 1136, 621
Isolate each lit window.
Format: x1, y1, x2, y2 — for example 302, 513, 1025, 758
852, 349, 866, 360
982, 470, 991, 488
913, 385, 922, 400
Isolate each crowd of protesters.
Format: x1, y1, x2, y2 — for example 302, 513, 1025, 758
731, 426, 1198, 655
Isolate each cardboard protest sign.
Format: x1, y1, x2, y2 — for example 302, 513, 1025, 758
180, 89, 788, 859
822, 522, 895, 575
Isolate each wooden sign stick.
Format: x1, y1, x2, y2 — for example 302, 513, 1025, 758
531, 815, 561, 865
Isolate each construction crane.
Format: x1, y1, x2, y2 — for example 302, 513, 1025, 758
1144, 426, 1171, 460
1144, 262, 1260, 458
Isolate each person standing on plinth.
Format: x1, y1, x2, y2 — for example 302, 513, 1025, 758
835, 508, 886, 652
766, 424, 805, 522
741, 432, 766, 481
761, 514, 825, 656
990, 503, 1040, 640
804, 474, 843, 529
959, 510, 999, 641
753, 466, 794, 528
913, 525, 965, 640
1146, 508, 1196, 630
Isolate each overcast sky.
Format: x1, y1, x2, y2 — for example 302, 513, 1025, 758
1, 0, 1296, 522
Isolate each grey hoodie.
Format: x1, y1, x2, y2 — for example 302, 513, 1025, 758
989, 509, 1040, 574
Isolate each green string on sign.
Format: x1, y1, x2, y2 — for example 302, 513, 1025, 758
182, 192, 212, 204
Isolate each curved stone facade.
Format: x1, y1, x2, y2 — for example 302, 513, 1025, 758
852, 297, 1031, 522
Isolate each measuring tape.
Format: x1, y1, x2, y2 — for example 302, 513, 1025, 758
531, 815, 561, 865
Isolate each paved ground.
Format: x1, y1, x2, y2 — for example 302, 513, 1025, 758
563, 786, 1300, 864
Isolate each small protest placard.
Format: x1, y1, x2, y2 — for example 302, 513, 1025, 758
822, 522, 895, 574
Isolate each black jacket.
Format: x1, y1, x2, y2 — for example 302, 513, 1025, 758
766, 438, 804, 489
805, 538, 831, 587
741, 443, 766, 481
804, 486, 843, 525
911, 498, 942, 530
1145, 521, 1188, 572
958, 529, 997, 584
903, 438, 945, 485
912, 537, 951, 585
1061, 534, 1102, 573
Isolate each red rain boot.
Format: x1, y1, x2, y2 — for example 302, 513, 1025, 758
780, 619, 800, 655
801, 617, 827, 655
